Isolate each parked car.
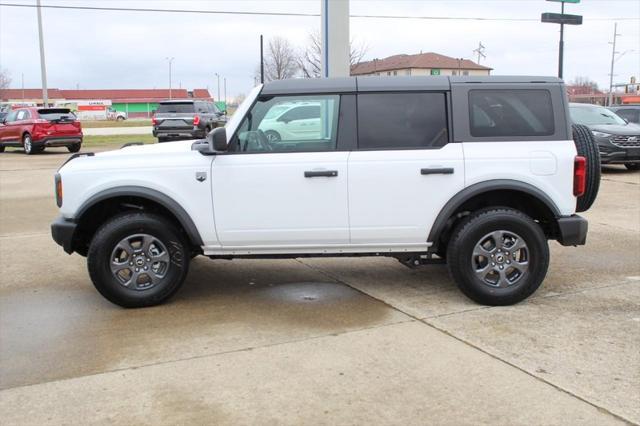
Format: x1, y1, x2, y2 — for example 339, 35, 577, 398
570, 103, 640, 170
52, 76, 600, 308
152, 99, 226, 142
608, 104, 640, 124
257, 101, 321, 142
0, 108, 83, 155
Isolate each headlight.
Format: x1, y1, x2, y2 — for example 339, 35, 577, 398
592, 131, 612, 138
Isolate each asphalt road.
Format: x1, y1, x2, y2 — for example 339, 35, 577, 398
0, 145, 638, 425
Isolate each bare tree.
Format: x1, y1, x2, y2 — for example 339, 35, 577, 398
298, 31, 369, 78
258, 37, 299, 82
0, 69, 11, 99
571, 76, 599, 91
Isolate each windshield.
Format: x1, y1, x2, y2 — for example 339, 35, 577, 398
157, 103, 195, 114
570, 105, 626, 126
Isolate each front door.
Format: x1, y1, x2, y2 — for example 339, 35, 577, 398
0, 110, 20, 143
211, 93, 349, 248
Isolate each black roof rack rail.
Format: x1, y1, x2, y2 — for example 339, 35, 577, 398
58, 152, 94, 171
121, 142, 145, 148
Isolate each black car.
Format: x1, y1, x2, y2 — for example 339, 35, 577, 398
152, 99, 226, 142
570, 103, 640, 171
608, 104, 640, 124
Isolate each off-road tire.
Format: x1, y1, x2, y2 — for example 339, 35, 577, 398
625, 163, 640, 171
87, 212, 190, 308
67, 143, 81, 153
572, 124, 600, 212
447, 207, 549, 306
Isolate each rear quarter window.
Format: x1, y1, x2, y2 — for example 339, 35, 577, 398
469, 90, 554, 137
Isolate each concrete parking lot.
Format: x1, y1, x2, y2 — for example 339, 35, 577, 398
0, 146, 638, 425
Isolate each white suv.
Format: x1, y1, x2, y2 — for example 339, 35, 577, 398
51, 76, 600, 308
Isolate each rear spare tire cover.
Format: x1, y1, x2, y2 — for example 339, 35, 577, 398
572, 124, 600, 212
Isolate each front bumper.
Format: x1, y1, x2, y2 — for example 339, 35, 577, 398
597, 140, 640, 164
556, 215, 588, 246
51, 216, 77, 254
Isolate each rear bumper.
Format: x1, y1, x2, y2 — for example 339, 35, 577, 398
35, 136, 82, 147
556, 215, 588, 246
51, 216, 77, 254
153, 127, 205, 139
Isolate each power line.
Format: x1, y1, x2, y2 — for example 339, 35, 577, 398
0, 2, 637, 22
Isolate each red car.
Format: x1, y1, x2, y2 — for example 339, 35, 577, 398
0, 108, 83, 155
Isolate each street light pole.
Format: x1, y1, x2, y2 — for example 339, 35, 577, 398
36, 0, 48, 106
166, 57, 174, 99
214, 73, 220, 102
223, 77, 227, 109
558, 2, 564, 78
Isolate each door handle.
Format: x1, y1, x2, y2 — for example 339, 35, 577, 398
421, 167, 454, 175
304, 170, 338, 178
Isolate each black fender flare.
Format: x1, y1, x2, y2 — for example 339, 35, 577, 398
427, 179, 561, 247
75, 186, 204, 247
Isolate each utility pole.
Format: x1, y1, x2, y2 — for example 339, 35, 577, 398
473, 42, 486, 64
558, 1, 565, 78
260, 34, 264, 84
608, 23, 621, 106
36, 0, 48, 106
166, 57, 174, 99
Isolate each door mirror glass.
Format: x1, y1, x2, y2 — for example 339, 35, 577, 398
207, 127, 228, 152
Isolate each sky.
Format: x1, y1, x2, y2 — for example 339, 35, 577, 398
0, 0, 639, 100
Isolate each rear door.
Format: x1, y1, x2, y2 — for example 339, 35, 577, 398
348, 91, 465, 245
211, 93, 350, 248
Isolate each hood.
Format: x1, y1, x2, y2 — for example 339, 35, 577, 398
95, 140, 197, 158
587, 123, 640, 135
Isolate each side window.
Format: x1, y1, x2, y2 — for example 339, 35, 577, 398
469, 90, 554, 137
5, 111, 18, 122
357, 92, 448, 150
16, 110, 26, 120
232, 95, 339, 153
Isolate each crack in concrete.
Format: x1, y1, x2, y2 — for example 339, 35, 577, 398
295, 258, 637, 426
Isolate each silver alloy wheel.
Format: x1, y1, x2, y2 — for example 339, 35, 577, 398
265, 131, 280, 142
110, 233, 170, 290
24, 135, 32, 153
471, 230, 529, 288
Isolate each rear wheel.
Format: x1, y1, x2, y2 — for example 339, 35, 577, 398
23, 134, 41, 155
447, 208, 549, 306
67, 143, 81, 153
264, 130, 281, 143
625, 163, 640, 171
0, 145, 4, 153
87, 213, 190, 308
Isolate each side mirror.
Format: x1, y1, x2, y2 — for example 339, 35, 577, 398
207, 127, 228, 152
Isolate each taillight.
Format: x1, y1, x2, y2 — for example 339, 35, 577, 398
193, 115, 200, 126
574, 156, 586, 197
55, 173, 63, 207
151, 115, 157, 125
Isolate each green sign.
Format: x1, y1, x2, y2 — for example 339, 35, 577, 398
547, 0, 580, 3
430, 69, 441, 76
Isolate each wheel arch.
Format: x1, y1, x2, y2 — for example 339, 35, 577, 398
428, 180, 561, 252
72, 186, 203, 256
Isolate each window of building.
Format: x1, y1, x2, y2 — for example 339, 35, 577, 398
232, 95, 340, 153
452, 70, 458, 76
469, 90, 554, 137
393, 71, 397, 76
463, 71, 469, 76
387, 71, 391, 76
357, 93, 448, 150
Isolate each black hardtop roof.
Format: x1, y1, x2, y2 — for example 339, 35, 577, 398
261, 76, 563, 95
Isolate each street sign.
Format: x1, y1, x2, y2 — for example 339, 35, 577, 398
547, 0, 580, 3
430, 69, 441, 76
541, 13, 583, 25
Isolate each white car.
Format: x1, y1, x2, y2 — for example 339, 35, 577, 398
51, 76, 600, 308
257, 102, 322, 142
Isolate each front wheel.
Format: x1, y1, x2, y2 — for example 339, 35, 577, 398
87, 213, 190, 308
446, 208, 549, 306
625, 163, 640, 171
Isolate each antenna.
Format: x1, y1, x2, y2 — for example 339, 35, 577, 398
473, 42, 486, 64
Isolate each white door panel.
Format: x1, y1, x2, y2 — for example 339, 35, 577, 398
212, 152, 350, 246
462, 141, 577, 215
348, 144, 465, 244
